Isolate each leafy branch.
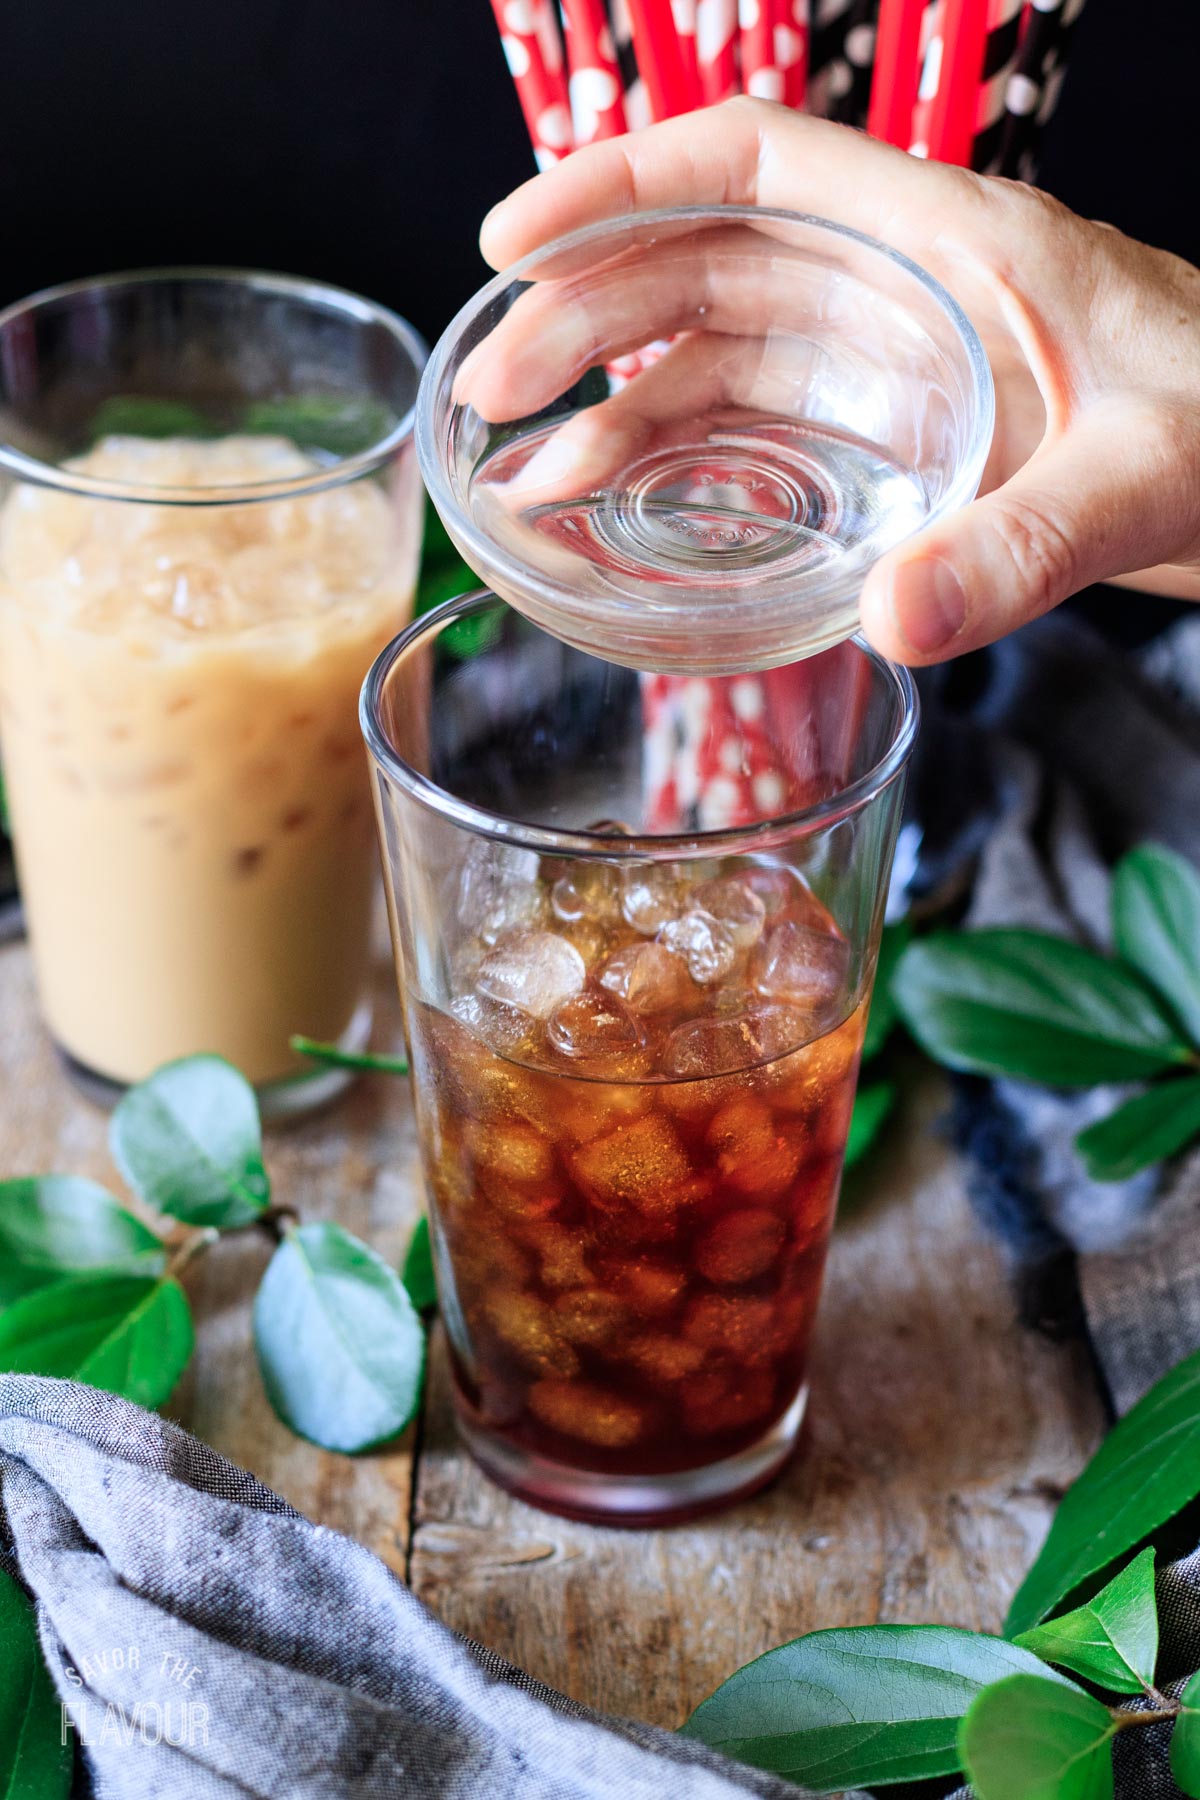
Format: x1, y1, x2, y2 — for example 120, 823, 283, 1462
892, 842, 1200, 1180
683, 1343, 1200, 1798
0, 1054, 430, 1448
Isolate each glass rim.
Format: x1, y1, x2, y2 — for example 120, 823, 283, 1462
415, 203, 995, 626
0, 266, 429, 506
360, 588, 920, 860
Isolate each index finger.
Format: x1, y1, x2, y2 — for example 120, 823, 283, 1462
479, 99, 986, 276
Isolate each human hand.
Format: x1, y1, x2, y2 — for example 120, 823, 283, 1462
479, 100, 1200, 666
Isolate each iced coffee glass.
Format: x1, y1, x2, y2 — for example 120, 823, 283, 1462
363, 592, 916, 1524
0, 270, 425, 1112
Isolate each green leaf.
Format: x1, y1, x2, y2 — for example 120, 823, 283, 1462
1075, 1077, 1200, 1181
290, 1035, 409, 1077
844, 1081, 896, 1169
1169, 1667, 1200, 1797
1113, 844, 1200, 1047
960, 1673, 1114, 1800
862, 919, 912, 1063
402, 1216, 437, 1312
680, 1625, 1075, 1791
1007, 1345, 1200, 1635
241, 394, 392, 458
1013, 1548, 1158, 1694
0, 1175, 164, 1306
0, 1568, 72, 1800
893, 929, 1192, 1087
110, 1054, 270, 1230
0, 1272, 193, 1408
254, 1221, 426, 1453
89, 396, 217, 440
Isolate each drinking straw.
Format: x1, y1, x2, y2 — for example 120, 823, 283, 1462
673, 0, 705, 106
489, 0, 574, 167
625, 0, 702, 115
998, 0, 1086, 180
827, 0, 884, 125
805, 0, 857, 117
562, 0, 630, 141
907, 0, 942, 154
868, 0, 927, 145
924, 0, 989, 164
739, 0, 785, 102
696, 0, 740, 102
609, 0, 653, 127
968, 0, 1023, 169
784, 0, 810, 108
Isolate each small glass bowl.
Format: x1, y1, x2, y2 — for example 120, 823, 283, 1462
416, 206, 993, 675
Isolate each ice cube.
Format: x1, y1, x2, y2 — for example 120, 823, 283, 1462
682, 1293, 778, 1363
752, 921, 851, 1018
599, 941, 692, 1015
546, 986, 647, 1077
621, 866, 686, 935
484, 1291, 580, 1377
682, 1367, 776, 1436
451, 992, 543, 1060
764, 1000, 866, 1115
458, 841, 544, 943
599, 1255, 687, 1317
477, 930, 586, 1020
694, 1210, 787, 1285
657, 910, 737, 985
705, 1093, 804, 1201
691, 876, 767, 950
663, 1005, 809, 1078
570, 1114, 696, 1217
743, 863, 838, 930
550, 864, 620, 925
465, 1119, 555, 1185
535, 1224, 592, 1291
625, 1334, 706, 1384
528, 1378, 648, 1447
552, 1286, 629, 1347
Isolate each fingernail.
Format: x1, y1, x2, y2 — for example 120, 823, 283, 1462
499, 433, 583, 497
890, 557, 966, 655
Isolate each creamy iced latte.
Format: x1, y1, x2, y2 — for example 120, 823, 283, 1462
0, 433, 421, 1089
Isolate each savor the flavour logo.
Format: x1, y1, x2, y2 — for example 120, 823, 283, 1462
61, 1643, 211, 1749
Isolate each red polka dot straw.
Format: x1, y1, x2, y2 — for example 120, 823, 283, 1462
783, 0, 810, 108
625, 0, 703, 116
868, 0, 926, 144
488, 0, 574, 169
696, 0, 739, 102
924, 0, 989, 165
562, 0, 630, 141
739, 0, 785, 103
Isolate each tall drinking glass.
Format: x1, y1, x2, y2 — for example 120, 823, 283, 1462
363, 592, 916, 1524
0, 270, 426, 1113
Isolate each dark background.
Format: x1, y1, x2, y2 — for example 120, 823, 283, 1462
0, 0, 1193, 348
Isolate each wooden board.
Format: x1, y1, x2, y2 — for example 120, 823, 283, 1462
0, 933, 1107, 1731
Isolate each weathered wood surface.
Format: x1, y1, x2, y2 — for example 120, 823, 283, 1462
0, 931, 1107, 1731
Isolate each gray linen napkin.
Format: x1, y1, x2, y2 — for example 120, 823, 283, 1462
0, 1373, 807, 1800
918, 610, 1200, 1403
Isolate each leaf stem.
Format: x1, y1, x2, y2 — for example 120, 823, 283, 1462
1112, 1702, 1181, 1731
165, 1228, 219, 1279
290, 1035, 409, 1077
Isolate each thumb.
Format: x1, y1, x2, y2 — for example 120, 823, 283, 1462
858, 408, 1185, 665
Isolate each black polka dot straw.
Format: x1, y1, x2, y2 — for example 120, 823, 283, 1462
998, 0, 1087, 180
970, 0, 1024, 172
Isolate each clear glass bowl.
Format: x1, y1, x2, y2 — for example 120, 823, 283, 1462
417, 206, 994, 675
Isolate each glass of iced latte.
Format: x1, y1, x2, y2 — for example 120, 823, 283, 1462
363, 593, 916, 1523
0, 271, 425, 1112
